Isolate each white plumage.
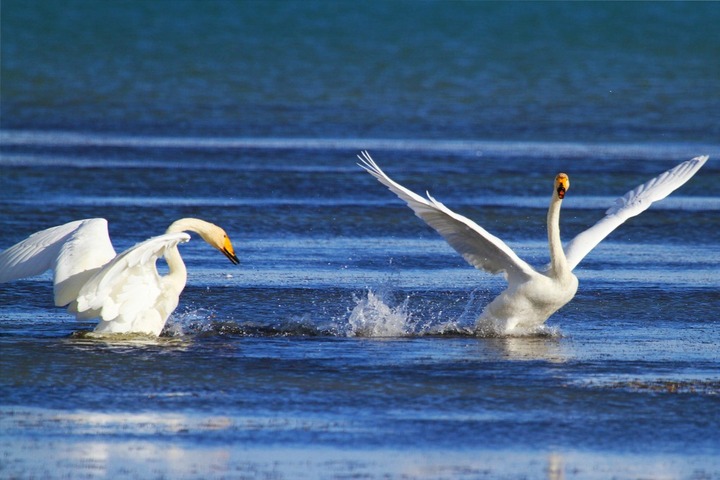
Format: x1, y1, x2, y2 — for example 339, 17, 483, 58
563, 157, 708, 271
359, 151, 708, 335
0, 218, 239, 336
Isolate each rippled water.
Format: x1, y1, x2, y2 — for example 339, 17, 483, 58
2, 2, 720, 478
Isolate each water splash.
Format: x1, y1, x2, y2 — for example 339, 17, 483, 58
167, 304, 340, 337
164, 290, 559, 339
164, 293, 420, 338
163, 306, 225, 336
345, 288, 561, 338
421, 289, 484, 336
346, 289, 414, 337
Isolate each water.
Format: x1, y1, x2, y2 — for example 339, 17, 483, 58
1, 2, 720, 478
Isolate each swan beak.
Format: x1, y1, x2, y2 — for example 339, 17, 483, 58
556, 174, 569, 199
223, 248, 240, 265
222, 237, 240, 265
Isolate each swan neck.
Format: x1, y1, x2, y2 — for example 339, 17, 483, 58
164, 219, 203, 287
163, 217, 226, 281
163, 244, 187, 286
166, 218, 208, 235
547, 196, 569, 276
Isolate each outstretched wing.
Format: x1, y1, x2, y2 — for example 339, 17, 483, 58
75, 232, 190, 322
564, 155, 709, 271
358, 151, 536, 283
0, 218, 117, 306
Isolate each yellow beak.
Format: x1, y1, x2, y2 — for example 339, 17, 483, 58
222, 237, 240, 265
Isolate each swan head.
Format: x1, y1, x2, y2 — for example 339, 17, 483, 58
555, 173, 569, 200
206, 228, 240, 265
167, 218, 240, 265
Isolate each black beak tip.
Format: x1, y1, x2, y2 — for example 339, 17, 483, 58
224, 249, 240, 265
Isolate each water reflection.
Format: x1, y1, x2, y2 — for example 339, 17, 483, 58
485, 336, 569, 363
5, 426, 712, 479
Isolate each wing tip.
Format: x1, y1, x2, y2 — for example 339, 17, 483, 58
672, 154, 709, 181
693, 154, 710, 167
357, 150, 380, 175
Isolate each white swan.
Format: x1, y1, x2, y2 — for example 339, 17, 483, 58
0, 218, 239, 336
358, 151, 708, 335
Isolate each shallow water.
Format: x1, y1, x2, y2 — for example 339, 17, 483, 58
2, 2, 720, 479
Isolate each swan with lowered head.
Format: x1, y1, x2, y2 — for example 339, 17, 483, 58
358, 151, 708, 335
0, 217, 239, 336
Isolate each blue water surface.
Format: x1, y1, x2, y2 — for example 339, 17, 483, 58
1, 2, 719, 479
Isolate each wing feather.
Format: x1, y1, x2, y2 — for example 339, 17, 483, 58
0, 218, 117, 306
358, 151, 536, 282
76, 232, 190, 320
564, 155, 709, 271
1, 219, 94, 282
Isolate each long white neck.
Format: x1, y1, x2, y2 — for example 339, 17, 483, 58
166, 218, 214, 236
162, 242, 187, 289
162, 217, 235, 286
547, 196, 569, 277
162, 218, 213, 289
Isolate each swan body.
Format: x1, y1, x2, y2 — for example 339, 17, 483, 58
0, 218, 239, 336
358, 151, 708, 335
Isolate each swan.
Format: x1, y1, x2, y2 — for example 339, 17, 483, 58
0, 217, 240, 336
358, 151, 708, 335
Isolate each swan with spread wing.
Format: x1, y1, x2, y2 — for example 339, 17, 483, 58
0, 218, 239, 336
358, 151, 708, 335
